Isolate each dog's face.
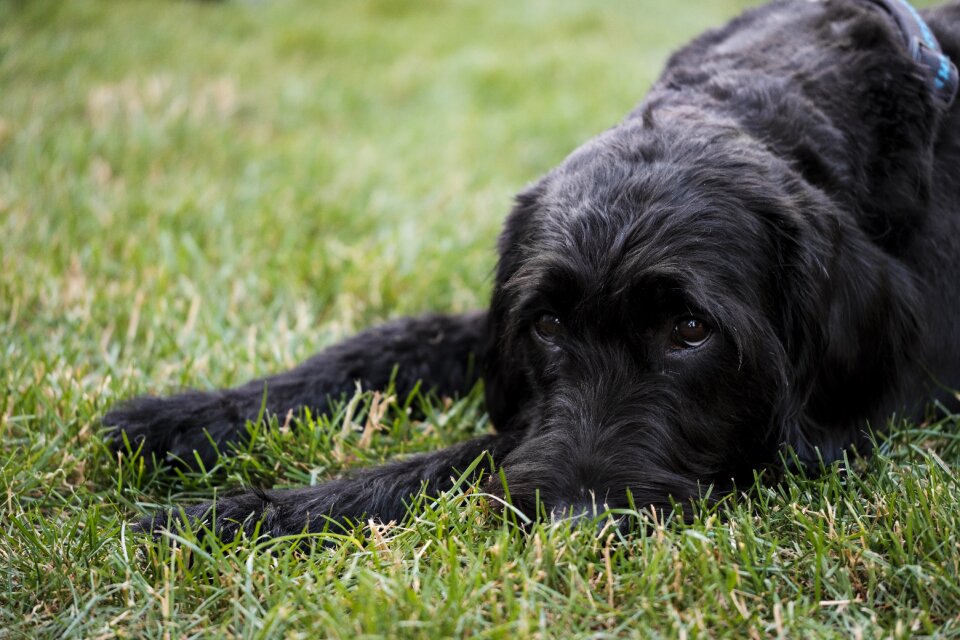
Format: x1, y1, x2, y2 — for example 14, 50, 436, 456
483, 116, 920, 518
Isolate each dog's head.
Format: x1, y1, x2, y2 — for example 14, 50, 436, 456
483, 114, 920, 519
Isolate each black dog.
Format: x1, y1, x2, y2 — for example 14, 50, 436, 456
106, 0, 960, 538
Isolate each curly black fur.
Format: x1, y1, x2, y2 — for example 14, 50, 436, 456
105, 0, 960, 538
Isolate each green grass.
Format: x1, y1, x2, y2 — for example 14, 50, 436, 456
2, 0, 958, 637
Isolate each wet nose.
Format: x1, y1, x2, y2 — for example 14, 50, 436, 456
549, 498, 598, 522
549, 494, 624, 530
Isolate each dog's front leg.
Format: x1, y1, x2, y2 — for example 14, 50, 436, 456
104, 311, 488, 469
140, 431, 522, 539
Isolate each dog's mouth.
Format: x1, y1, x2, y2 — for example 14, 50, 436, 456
482, 439, 720, 528
482, 474, 707, 537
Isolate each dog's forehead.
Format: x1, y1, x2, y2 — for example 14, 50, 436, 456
528, 120, 777, 283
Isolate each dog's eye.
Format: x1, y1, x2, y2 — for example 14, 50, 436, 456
534, 313, 564, 341
671, 317, 711, 349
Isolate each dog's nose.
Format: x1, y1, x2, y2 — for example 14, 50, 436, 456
549, 494, 623, 527
549, 499, 597, 522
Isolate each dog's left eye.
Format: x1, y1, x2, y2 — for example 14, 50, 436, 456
671, 317, 711, 349
534, 313, 565, 341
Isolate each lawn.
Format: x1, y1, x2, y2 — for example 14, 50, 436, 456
2, 0, 958, 637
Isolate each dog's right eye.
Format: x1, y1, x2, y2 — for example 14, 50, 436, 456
534, 313, 565, 341
671, 317, 711, 349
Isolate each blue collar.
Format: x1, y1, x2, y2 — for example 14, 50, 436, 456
870, 0, 958, 108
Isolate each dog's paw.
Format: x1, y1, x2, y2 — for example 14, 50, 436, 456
136, 486, 359, 543
136, 490, 284, 541
103, 391, 251, 469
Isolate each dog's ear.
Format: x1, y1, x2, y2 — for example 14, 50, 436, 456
840, 13, 950, 256
775, 211, 921, 468
482, 184, 545, 431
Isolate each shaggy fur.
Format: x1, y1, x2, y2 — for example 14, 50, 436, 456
106, 0, 960, 538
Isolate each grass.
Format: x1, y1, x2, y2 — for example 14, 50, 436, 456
1, 0, 958, 636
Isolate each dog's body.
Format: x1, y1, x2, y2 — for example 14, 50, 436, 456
106, 0, 960, 537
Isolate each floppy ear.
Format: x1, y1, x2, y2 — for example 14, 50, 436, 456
482, 184, 544, 432
769, 27, 949, 467
776, 211, 921, 468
